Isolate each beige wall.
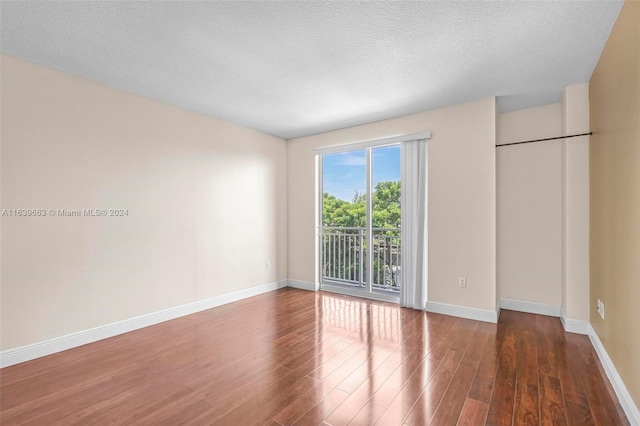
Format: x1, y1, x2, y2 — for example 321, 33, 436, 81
590, 0, 640, 408
288, 97, 497, 312
497, 104, 563, 306
0, 55, 288, 350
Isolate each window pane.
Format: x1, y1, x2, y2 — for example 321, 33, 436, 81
322, 149, 366, 227
372, 145, 401, 292
322, 149, 367, 287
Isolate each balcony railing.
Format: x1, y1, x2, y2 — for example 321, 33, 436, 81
322, 227, 401, 293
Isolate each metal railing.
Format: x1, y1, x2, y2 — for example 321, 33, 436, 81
322, 227, 401, 293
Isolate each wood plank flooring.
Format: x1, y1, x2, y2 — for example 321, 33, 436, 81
0, 288, 629, 425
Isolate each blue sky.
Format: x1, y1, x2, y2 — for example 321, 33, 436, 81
323, 145, 400, 201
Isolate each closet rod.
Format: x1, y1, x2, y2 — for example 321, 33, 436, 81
496, 132, 592, 147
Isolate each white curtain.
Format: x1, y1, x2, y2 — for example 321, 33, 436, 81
400, 139, 428, 309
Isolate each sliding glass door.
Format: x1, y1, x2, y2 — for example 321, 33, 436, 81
320, 144, 401, 302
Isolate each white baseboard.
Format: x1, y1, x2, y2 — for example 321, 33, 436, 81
425, 301, 498, 323
499, 299, 561, 317
287, 279, 318, 291
588, 324, 640, 425
0, 280, 288, 368
497, 300, 590, 335
559, 309, 590, 335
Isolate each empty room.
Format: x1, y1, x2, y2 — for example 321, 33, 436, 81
1, 1, 638, 425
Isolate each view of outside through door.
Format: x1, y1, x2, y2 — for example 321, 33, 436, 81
322, 145, 401, 296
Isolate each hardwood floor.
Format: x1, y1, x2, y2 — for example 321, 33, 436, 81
0, 288, 629, 425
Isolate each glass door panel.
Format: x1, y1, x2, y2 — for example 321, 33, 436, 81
372, 145, 401, 295
322, 149, 367, 289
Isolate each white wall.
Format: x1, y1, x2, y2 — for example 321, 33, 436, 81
497, 104, 563, 306
0, 55, 288, 350
288, 97, 497, 313
562, 83, 590, 322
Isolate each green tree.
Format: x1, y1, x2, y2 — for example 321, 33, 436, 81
323, 180, 401, 229
322, 193, 365, 227
372, 181, 401, 229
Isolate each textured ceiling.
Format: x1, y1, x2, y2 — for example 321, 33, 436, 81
1, 1, 623, 139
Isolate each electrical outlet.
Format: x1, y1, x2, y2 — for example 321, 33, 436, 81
458, 277, 467, 288
266, 261, 271, 270
596, 299, 605, 319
